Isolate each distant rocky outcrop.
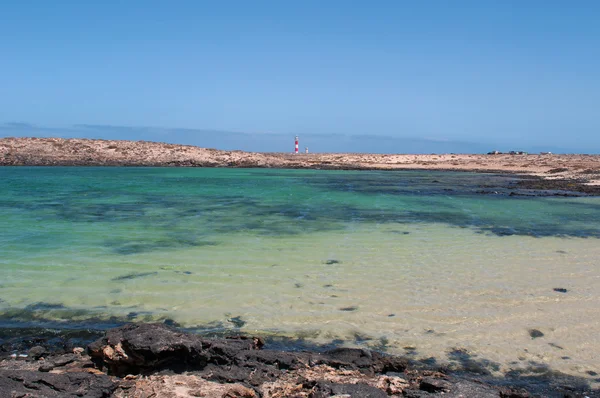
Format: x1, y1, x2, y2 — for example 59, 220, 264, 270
2, 137, 600, 194
0, 137, 282, 168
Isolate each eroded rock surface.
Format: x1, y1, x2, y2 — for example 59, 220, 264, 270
1, 323, 598, 397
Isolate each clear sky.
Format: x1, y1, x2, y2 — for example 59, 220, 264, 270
1, 1, 599, 153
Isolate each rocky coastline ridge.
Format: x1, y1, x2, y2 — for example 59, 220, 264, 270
1, 137, 600, 195
2, 323, 598, 397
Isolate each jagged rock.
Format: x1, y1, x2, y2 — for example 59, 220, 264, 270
27, 345, 48, 360
1, 323, 596, 397
38, 353, 79, 372
87, 323, 262, 376
420, 376, 452, 392
0, 369, 118, 397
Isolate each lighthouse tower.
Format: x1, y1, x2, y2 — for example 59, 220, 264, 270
294, 136, 299, 154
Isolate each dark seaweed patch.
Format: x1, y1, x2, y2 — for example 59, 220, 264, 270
107, 238, 218, 255
227, 316, 246, 328
112, 243, 155, 255
126, 311, 153, 321
3, 169, 600, 261
419, 357, 438, 366
173, 270, 193, 275
301, 171, 521, 201
484, 226, 517, 236
127, 312, 138, 320
24, 303, 66, 311
261, 335, 345, 353
163, 318, 181, 327
5, 170, 600, 240
111, 272, 157, 281
352, 332, 372, 343
447, 348, 500, 375
57, 202, 146, 223
339, 306, 358, 312
502, 360, 592, 394
0, 304, 131, 328
369, 336, 390, 352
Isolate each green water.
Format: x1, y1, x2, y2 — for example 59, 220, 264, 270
1, 167, 599, 380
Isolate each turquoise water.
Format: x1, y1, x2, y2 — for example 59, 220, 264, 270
1, 167, 600, 380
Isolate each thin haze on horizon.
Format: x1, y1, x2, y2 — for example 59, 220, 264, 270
1, 1, 599, 153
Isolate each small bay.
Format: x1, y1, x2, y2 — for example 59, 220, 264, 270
1, 166, 599, 381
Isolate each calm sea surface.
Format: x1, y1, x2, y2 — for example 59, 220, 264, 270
1, 167, 599, 381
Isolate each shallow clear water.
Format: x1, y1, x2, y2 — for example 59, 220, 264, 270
1, 167, 599, 381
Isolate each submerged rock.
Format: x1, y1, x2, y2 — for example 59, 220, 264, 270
529, 329, 545, 339
228, 315, 247, 328
110, 271, 157, 281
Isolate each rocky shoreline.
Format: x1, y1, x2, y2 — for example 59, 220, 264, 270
1, 323, 598, 397
2, 137, 600, 195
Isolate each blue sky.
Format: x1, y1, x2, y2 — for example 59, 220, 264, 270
1, 1, 599, 153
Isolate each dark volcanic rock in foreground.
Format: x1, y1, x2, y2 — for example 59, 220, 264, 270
1, 323, 598, 397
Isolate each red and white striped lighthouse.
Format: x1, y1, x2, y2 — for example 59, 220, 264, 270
294, 136, 299, 154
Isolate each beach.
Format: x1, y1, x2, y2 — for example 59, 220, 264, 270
1, 139, 600, 397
